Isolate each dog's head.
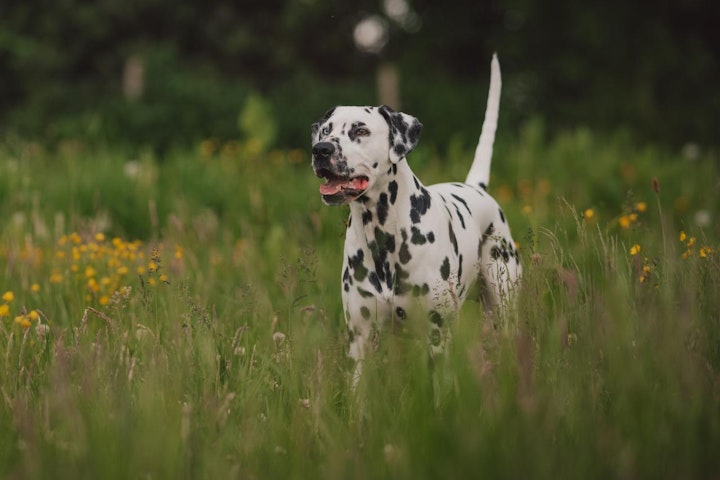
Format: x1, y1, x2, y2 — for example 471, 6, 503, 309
311, 106, 422, 205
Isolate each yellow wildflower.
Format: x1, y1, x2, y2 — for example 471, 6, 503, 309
95, 232, 106, 242
687, 236, 696, 248
148, 261, 158, 273
31, 283, 40, 293
635, 201, 647, 213
699, 246, 713, 258
85, 266, 97, 278
14, 315, 31, 329
49, 271, 64, 283
88, 278, 100, 292
630, 244, 641, 256
679, 231, 687, 242
0, 304, 9, 316
639, 264, 652, 284
619, 215, 631, 229
99, 295, 110, 306
2, 291, 14, 303
28, 310, 39, 321
584, 208, 595, 220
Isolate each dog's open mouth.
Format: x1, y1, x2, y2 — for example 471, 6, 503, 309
316, 169, 369, 197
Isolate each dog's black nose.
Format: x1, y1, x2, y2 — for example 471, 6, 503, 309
312, 142, 335, 158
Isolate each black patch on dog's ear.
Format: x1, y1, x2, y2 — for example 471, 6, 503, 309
378, 105, 423, 163
311, 107, 337, 138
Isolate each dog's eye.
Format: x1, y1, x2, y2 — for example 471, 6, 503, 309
355, 127, 370, 136
321, 126, 332, 137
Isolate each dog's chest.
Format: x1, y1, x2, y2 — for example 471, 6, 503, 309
340, 187, 487, 318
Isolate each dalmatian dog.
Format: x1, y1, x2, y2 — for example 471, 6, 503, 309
311, 55, 521, 380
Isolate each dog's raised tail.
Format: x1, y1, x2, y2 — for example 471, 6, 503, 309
465, 53, 501, 189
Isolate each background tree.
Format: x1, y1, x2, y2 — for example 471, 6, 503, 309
0, 0, 717, 149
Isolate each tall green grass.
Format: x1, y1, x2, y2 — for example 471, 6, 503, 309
1, 127, 718, 478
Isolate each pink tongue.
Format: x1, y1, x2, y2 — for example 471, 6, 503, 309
319, 179, 344, 195
319, 177, 368, 195
353, 177, 369, 191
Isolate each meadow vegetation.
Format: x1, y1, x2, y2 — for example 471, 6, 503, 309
1, 123, 719, 479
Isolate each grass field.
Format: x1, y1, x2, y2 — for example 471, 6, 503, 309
1, 124, 719, 479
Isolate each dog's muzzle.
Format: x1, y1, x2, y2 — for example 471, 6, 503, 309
312, 141, 369, 203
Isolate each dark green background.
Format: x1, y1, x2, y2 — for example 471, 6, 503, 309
1, 0, 718, 150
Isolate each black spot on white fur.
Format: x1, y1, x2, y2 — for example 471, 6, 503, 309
349, 249, 368, 281
399, 229, 412, 264
484, 223, 495, 237
452, 204, 466, 229
357, 287, 374, 298
348, 121, 368, 143
451, 194, 472, 216
458, 254, 463, 281
388, 180, 398, 204
378, 105, 423, 161
377, 193, 389, 225
369, 272, 382, 293
362, 210, 373, 225
440, 257, 450, 281
410, 187, 431, 224
429, 310, 443, 327
449, 222, 458, 255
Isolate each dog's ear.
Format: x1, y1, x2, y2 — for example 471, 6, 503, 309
311, 107, 337, 139
378, 105, 423, 163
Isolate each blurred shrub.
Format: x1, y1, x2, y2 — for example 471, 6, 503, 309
101, 48, 250, 150
4, 47, 252, 151
238, 94, 277, 152
1, 0, 718, 150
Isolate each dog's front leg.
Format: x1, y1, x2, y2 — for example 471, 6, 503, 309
343, 300, 378, 388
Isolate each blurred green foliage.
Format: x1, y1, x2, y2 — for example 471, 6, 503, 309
0, 0, 718, 149
239, 94, 277, 152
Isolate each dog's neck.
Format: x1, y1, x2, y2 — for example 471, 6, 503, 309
348, 158, 424, 237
